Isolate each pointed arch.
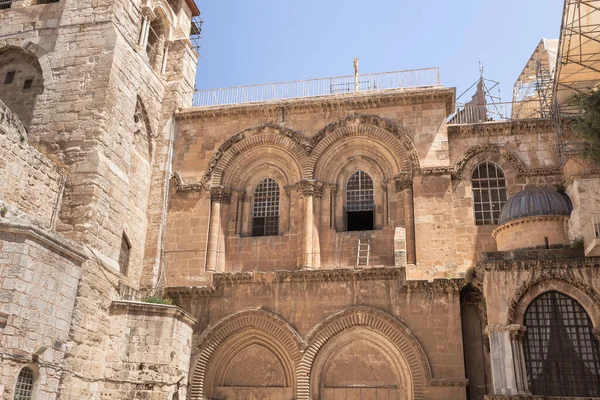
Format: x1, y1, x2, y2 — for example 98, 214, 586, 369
508, 271, 600, 329
298, 306, 432, 400
206, 124, 310, 188
190, 308, 305, 400
310, 114, 420, 178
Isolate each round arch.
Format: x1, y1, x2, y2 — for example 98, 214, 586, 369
310, 115, 419, 179
454, 143, 526, 180
206, 124, 309, 188
508, 274, 600, 329
297, 306, 432, 400
189, 308, 305, 400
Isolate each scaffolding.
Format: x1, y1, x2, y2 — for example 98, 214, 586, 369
190, 16, 203, 56
553, 0, 600, 164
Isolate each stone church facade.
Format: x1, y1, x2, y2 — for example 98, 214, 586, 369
1, 1, 600, 400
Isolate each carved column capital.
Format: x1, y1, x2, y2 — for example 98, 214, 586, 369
141, 6, 157, 20
283, 185, 294, 196
296, 179, 317, 198
593, 327, 600, 341
210, 186, 230, 203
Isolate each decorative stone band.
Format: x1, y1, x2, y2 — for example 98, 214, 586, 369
447, 118, 555, 137
428, 378, 470, 387
485, 324, 526, 339
110, 300, 198, 327
209, 186, 232, 203
491, 215, 569, 239
165, 267, 464, 300
0, 221, 88, 263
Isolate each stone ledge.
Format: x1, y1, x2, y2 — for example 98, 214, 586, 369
485, 396, 600, 400
0, 221, 88, 263
165, 267, 464, 298
177, 87, 456, 120
448, 118, 554, 137
110, 300, 198, 327
477, 257, 600, 272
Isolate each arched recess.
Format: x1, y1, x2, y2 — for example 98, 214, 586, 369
310, 114, 420, 179
210, 125, 309, 187
129, 97, 153, 218
454, 144, 527, 180
190, 308, 305, 400
0, 46, 45, 129
508, 274, 600, 329
298, 306, 433, 400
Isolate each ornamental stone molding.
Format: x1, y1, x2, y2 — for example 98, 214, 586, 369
447, 118, 555, 137
177, 87, 456, 120
428, 378, 470, 387
298, 306, 432, 400
172, 171, 206, 192
174, 115, 422, 193
506, 269, 600, 326
296, 179, 318, 197
189, 308, 305, 400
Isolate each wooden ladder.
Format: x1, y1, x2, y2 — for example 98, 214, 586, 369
356, 234, 370, 267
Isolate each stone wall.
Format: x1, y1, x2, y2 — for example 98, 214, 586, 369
102, 301, 196, 399
0, 217, 86, 400
169, 269, 468, 400
0, 100, 64, 229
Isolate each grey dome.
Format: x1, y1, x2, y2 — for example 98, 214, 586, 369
498, 187, 572, 225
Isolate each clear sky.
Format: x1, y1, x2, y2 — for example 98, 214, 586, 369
193, 1, 563, 102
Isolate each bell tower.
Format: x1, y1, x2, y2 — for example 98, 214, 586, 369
0, 0, 200, 285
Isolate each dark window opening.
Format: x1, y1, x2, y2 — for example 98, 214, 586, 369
23, 79, 32, 89
347, 210, 374, 231
37, 0, 60, 4
118, 233, 131, 276
0, 1, 12, 10
523, 291, 600, 397
345, 170, 375, 231
14, 367, 34, 400
252, 178, 280, 237
4, 71, 15, 84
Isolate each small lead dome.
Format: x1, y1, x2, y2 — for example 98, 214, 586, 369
498, 186, 572, 225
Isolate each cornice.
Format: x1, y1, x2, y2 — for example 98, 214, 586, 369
0, 221, 88, 263
491, 215, 570, 239
476, 257, 600, 272
447, 118, 555, 137
176, 87, 456, 120
110, 300, 198, 326
165, 267, 466, 299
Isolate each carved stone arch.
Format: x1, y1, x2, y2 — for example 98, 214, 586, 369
454, 143, 526, 180
310, 114, 420, 178
298, 306, 433, 400
222, 146, 302, 189
133, 95, 153, 157
507, 271, 600, 329
209, 125, 309, 187
190, 308, 305, 400
151, 2, 175, 38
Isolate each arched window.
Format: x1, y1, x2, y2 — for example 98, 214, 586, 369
252, 178, 280, 237
14, 367, 34, 400
146, 17, 166, 72
345, 170, 374, 231
523, 291, 600, 397
471, 162, 507, 225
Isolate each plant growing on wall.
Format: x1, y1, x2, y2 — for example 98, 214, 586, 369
570, 89, 600, 166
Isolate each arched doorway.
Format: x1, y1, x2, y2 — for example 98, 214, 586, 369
311, 329, 413, 400
523, 291, 600, 397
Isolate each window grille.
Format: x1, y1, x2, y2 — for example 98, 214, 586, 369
0, 0, 12, 10
523, 291, 600, 397
346, 171, 374, 212
252, 178, 280, 237
471, 162, 507, 225
37, 0, 60, 4
14, 367, 34, 400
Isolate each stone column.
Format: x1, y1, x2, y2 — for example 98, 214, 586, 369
206, 186, 224, 272
234, 190, 245, 236
284, 186, 294, 233
329, 185, 338, 230
139, 8, 156, 48
486, 324, 527, 396
216, 189, 231, 272
396, 176, 416, 264
297, 180, 316, 269
161, 41, 172, 75
313, 183, 323, 269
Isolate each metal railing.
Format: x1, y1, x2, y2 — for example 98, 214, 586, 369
191, 67, 441, 107
583, 214, 600, 251
447, 100, 550, 125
